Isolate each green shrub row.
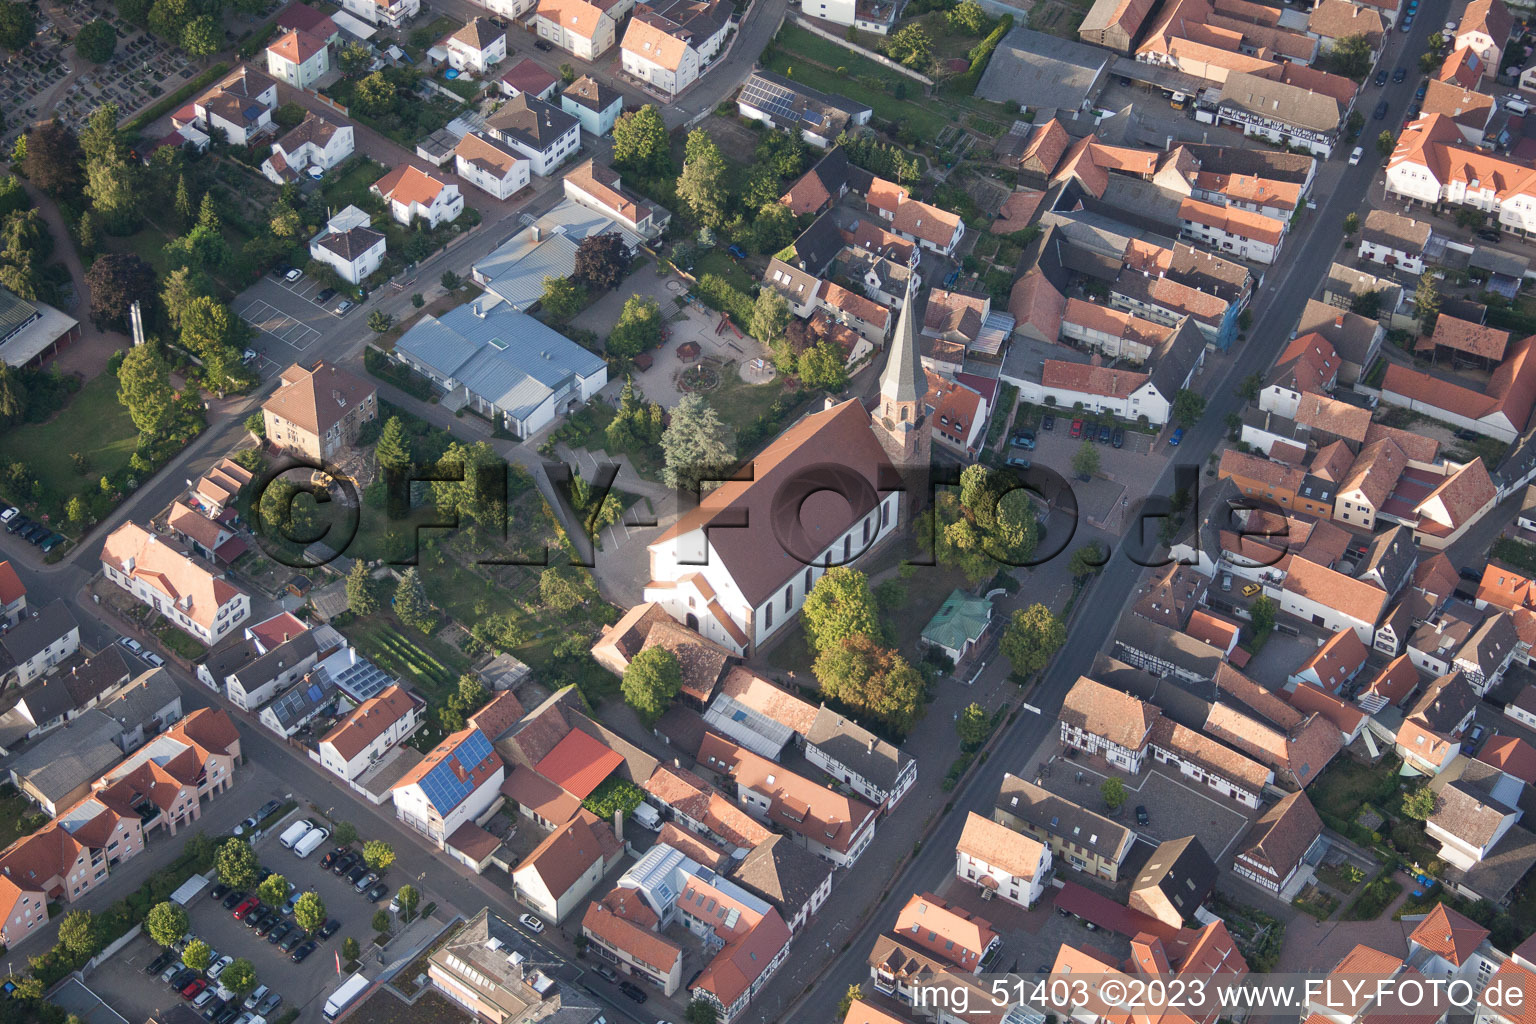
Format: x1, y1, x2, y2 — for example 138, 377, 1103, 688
125, 63, 232, 136
365, 347, 435, 402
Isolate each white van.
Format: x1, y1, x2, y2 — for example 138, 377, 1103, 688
631, 803, 661, 831
1349, 147, 1363, 165
294, 825, 330, 859
278, 819, 314, 849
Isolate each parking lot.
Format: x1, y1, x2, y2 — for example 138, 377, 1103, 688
94, 814, 410, 1024
237, 272, 349, 375
1009, 419, 1172, 530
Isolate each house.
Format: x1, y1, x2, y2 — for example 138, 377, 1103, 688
1289, 628, 1369, 693
1148, 717, 1271, 809
179, 68, 278, 147
804, 706, 917, 812
0, 561, 24, 626
561, 75, 623, 137
499, 58, 559, 100
888, 893, 1000, 972
1381, 337, 1536, 443
1396, 671, 1479, 775
563, 159, 670, 242
921, 589, 992, 663
1079, 0, 1155, 52
390, 726, 505, 847
1427, 759, 1523, 869
1477, 734, 1536, 786
1278, 550, 1391, 644
1387, 115, 1536, 234
1204, 701, 1342, 789
954, 811, 1052, 908
641, 763, 773, 854
443, 18, 506, 73
591, 604, 738, 708
534, 0, 619, 60
393, 294, 607, 439
1408, 903, 1495, 980
318, 686, 424, 783
698, 732, 878, 866
1177, 197, 1286, 264
276, 2, 338, 43
643, 397, 902, 655
262, 360, 377, 462
261, 112, 353, 186
738, 69, 872, 148
1454, 0, 1514, 69
95, 668, 183, 752
1128, 836, 1217, 928
1231, 789, 1324, 893
484, 92, 581, 177
7, 711, 127, 814
265, 29, 329, 89
1262, 333, 1341, 419
454, 131, 530, 200
511, 808, 624, 922
1308, 0, 1386, 53
338, 0, 419, 27
580, 888, 685, 994
307, 205, 385, 286
731, 834, 833, 933
618, 843, 792, 1022
93, 708, 241, 837
1421, 79, 1498, 144
191, 459, 252, 519
1114, 616, 1224, 684
1294, 300, 1384, 385
890, 198, 965, 256
1212, 71, 1343, 158
1060, 675, 1159, 772
371, 165, 463, 228
0, 600, 80, 690
621, 0, 729, 98
99, 524, 250, 645
428, 908, 604, 1024
994, 773, 1134, 882
3, 639, 131, 743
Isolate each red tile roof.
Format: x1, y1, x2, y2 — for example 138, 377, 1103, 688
1477, 734, 1536, 784
533, 728, 624, 799
1410, 902, 1490, 966
0, 561, 23, 606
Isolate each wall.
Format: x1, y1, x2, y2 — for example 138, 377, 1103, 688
787, 15, 935, 84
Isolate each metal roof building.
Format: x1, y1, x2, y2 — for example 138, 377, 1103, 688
471, 198, 645, 311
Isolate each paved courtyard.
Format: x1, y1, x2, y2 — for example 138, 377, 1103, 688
934, 876, 1134, 976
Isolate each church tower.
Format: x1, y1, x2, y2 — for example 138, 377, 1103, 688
872, 273, 931, 470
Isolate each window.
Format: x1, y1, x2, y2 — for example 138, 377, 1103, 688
784, 586, 792, 612
843, 536, 851, 560
765, 602, 773, 628
804, 568, 812, 591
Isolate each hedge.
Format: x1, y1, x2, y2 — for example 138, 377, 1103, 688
125, 62, 231, 135
693, 273, 754, 327
365, 346, 435, 402
1342, 876, 1403, 921
952, 15, 1013, 95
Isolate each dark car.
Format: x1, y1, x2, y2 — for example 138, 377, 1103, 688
1005, 456, 1031, 469
333, 851, 360, 876
201, 998, 227, 1022
267, 922, 293, 946
320, 849, 344, 870
146, 950, 176, 975
1135, 805, 1150, 826
315, 287, 337, 304
4, 515, 28, 534
256, 799, 281, 820
347, 865, 370, 888
1415, 81, 1428, 99
170, 968, 198, 991
318, 919, 341, 941
1373, 69, 1387, 86
1460, 566, 1483, 581
534, 38, 553, 50
1111, 428, 1124, 449
1042, 414, 1054, 431
20, 523, 45, 542
253, 910, 279, 935
1098, 424, 1112, 444
1478, 229, 1503, 242
1392, 66, 1406, 82
213, 1007, 238, 1024
1405, 102, 1420, 120
279, 931, 306, 953
1373, 100, 1389, 119
618, 981, 648, 1004
365, 882, 389, 903
290, 941, 317, 963
253, 867, 272, 886
222, 891, 245, 911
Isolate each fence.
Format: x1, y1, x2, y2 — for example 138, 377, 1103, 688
788, 15, 935, 85
84, 923, 144, 973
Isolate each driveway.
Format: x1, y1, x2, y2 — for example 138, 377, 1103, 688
239, 271, 344, 376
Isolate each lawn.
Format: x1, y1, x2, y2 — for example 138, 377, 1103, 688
712, 366, 790, 437
0, 786, 39, 852
321, 156, 388, 212
763, 28, 954, 138
344, 612, 470, 705
3, 371, 136, 508
698, 248, 755, 295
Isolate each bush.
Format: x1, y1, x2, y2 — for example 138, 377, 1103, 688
693, 273, 754, 326
363, 347, 434, 401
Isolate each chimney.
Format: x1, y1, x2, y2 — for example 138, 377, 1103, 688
1335, 315, 1344, 327
867, 737, 876, 754
531, 224, 542, 242
614, 807, 624, 844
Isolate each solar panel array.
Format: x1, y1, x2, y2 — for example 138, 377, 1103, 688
331, 655, 392, 703
739, 75, 797, 125
267, 674, 335, 729
418, 729, 495, 812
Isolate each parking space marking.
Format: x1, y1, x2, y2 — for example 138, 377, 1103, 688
240, 300, 321, 351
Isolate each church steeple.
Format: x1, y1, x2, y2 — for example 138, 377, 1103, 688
871, 272, 930, 467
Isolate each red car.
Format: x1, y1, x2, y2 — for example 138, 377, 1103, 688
232, 897, 260, 920
181, 978, 206, 1000
1069, 419, 1084, 439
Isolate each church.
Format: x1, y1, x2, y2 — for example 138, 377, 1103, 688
639, 276, 933, 656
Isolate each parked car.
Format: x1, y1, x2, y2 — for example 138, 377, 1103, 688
334, 300, 353, 317
1478, 229, 1503, 243
1401, 12, 1413, 29
1111, 428, 1124, 448
222, 890, 246, 911
208, 956, 234, 980
209, 884, 229, 903
4, 514, 29, 534
168, 967, 197, 989
243, 986, 269, 1012
1005, 456, 1031, 469
333, 851, 360, 876
519, 913, 545, 934
232, 897, 260, 920
727, 244, 748, 260
593, 964, 619, 983
284, 268, 302, 283
347, 865, 370, 887
253, 910, 279, 934
1241, 582, 1261, 597
1392, 66, 1406, 82
320, 849, 344, 870
0, 506, 16, 523
201, 998, 227, 1022
1010, 432, 1036, 450
1097, 424, 1112, 444
142, 651, 165, 667
315, 288, 337, 304
1222, 572, 1233, 591
364, 882, 389, 903
355, 871, 379, 893
534, 38, 552, 50
38, 533, 64, 553
1415, 81, 1427, 99
257, 993, 283, 1017
1069, 419, 1084, 438
1373, 100, 1389, 119
290, 941, 317, 963
1135, 805, 1150, 826
1168, 428, 1184, 446
619, 981, 648, 1004
318, 919, 341, 940
1041, 413, 1054, 431
1460, 565, 1483, 581
193, 988, 217, 1009
182, 979, 207, 1000
119, 637, 144, 656
267, 922, 292, 946
279, 931, 305, 953
147, 950, 176, 975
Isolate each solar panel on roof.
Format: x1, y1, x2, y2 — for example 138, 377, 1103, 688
307, 684, 323, 701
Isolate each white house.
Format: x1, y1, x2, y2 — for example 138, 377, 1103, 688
955, 811, 1052, 908
265, 29, 330, 90
1177, 197, 1285, 265
1060, 676, 1157, 773
0, 601, 81, 690
620, 0, 730, 99
534, 0, 618, 60
1278, 557, 1390, 645
99, 523, 250, 645
1035, 321, 1204, 429
1387, 114, 1536, 234
338, 0, 419, 29
804, 707, 917, 812
308, 205, 386, 286
564, 159, 670, 241
511, 809, 624, 922
1231, 790, 1324, 894
479, 0, 540, 23
890, 198, 965, 256
390, 726, 505, 847
1454, 0, 1514, 70
454, 131, 531, 200
443, 18, 507, 73
560, 75, 624, 137
1357, 209, 1431, 275
262, 113, 354, 185
318, 685, 424, 782
184, 68, 278, 146
804, 0, 900, 33
1426, 761, 1522, 869
371, 165, 464, 227
498, 57, 559, 100
483, 93, 581, 177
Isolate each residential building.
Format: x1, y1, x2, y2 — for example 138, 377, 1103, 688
391, 727, 505, 846
1455, 0, 1514, 69
1177, 197, 1286, 263
1212, 71, 1343, 157
8, 711, 134, 815
307, 205, 385, 286
804, 706, 917, 812
511, 808, 624, 922
563, 159, 670, 241
580, 889, 685, 994
262, 360, 377, 462
3, 636, 128, 740
1128, 836, 1217, 929
621, 0, 729, 98
561, 75, 623, 137
371, 165, 463, 228
803, 0, 901, 33
261, 112, 353, 185
1231, 790, 1324, 893
338, 0, 419, 28
1427, 759, 1523, 869
0, 561, 24, 626
443, 18, 506, 73
393, 294, 607, 438
176, 68, 277, 147
641, 763, 773, 854
484, 93, 581, 176
534, 0, 619, 60
731, 834, 833, 933
1308, 0, 1386, 53
994, 774, 1134, 881
889, 197, 965, 256
499, 57, 559, 100
276, 2, 338, 42
954, 811, 1052, 908
428, 908, 604, 1024
1388, 115, 1536, 234
1059, 675, 1158, 772
0, 600, 80, 689
93, 708, 241, 837
318, 685, 424, 782
1290, 628, 1370, 693
454, 131, 531, 200
265, 29, 329, 89
1396, 671, 1479, 775
1278, 553, 1391, 644
99, 524, 250, 645
737, 69, 872, 147
1148, 717, 1271, 809
1382, 337, 1536, 442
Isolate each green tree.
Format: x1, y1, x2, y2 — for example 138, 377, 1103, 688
1071, 440, 1100, 479
428, 440, 507, 534
1415, 272, 1441, 335
0, 1, 34, 50
798, 340, 847, 391
56, 910, 98, 960
1068, 542, 1106, 578
117, 344, 178, 440
1377, 129, 1396, 158
346, 560, 377, 615
174, 175, 194, 228
181, 938, 212, 973
441, 269, 462, 290
148, 0, 188, 42
375, 416, 410, 476
372, 908, 392, 933
362, 840, 396, 872
802, 567, 881, 653
257, 873, 289, 908
220, 959, 257, 998
1172, 389, 1205, 426
750, 201, 798, 255
539, 565, 590, 613
677, 128, 730, 228
956, 702, 990, 748
612, 105, 671, 176
74, 19, 116, 62
837, 985, 866, 1019
660, 393, 734, 492
1322, 34, 1372, 80
339, 41, 371, 77
1402, 786, 1436, 820
1250, 594, 1277, 636
622, 646, 681, 722
161, 266, 205, 332
608, 295, 663, 360
294, 892, 326, 935
749, 287, 790, 345
1000, 603, 1066, 679
180, 15, 219, 60
66, 495, 87, 524
334, 822, 358, 846
947, 0, 989, 33
540, 276, 587, 322
355, 71, 397, 114
813, 633, 925, 734
394, 884, 420, 922
686, 1000, 720, 1024
1101, 777, 1127, 812
887, 23, 932, 67
368, 311, 395, 333
79, 102, 123, 165
342, 937, 360, 963
84, 152, 139, 233
216, 836, 259, 890
394, 568, 434, 633
0, 362, 26, 426
145, 901, 190, 948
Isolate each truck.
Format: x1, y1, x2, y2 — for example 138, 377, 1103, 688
278, 819, 314, 849
293, 825, 330, 859
324, 973, 370, 1021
